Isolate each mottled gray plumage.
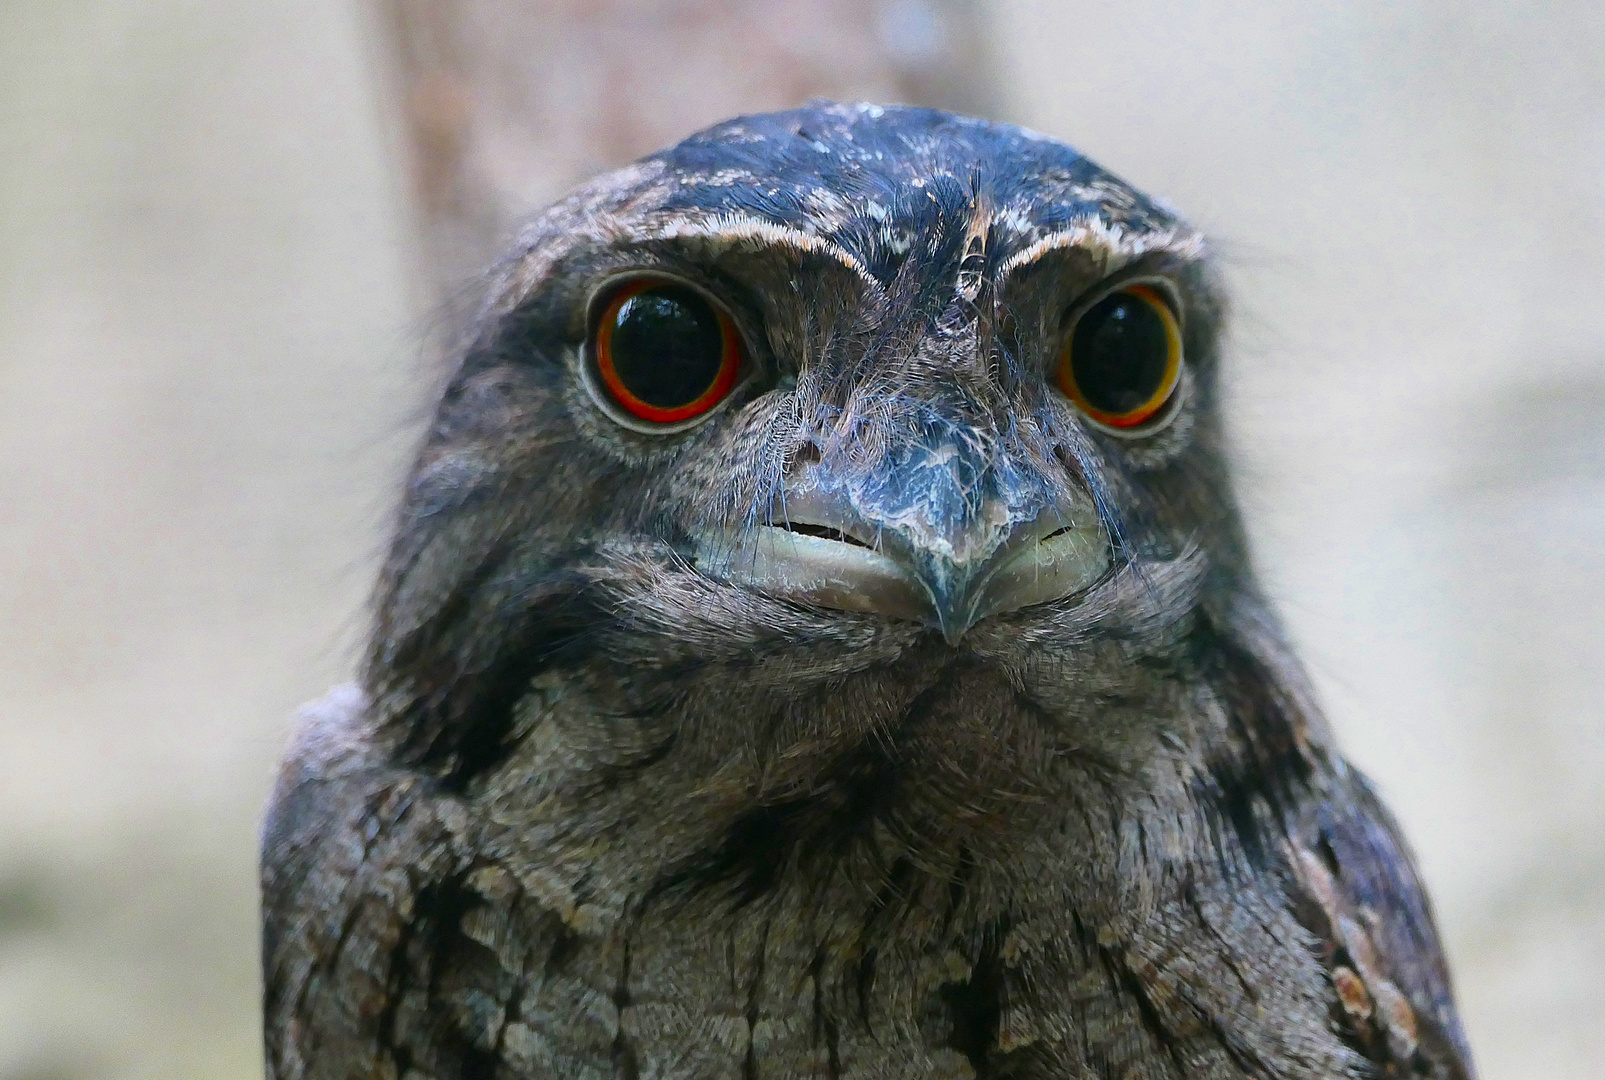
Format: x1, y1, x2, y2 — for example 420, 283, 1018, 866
262, 103, 1475, 1080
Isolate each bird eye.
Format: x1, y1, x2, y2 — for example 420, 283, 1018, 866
1057, 284, 1182, 431
590, 279, 743, 426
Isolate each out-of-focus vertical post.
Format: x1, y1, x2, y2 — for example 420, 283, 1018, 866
369, 0, 1000, 291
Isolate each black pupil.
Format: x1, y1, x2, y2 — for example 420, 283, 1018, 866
607, 285, 725, 409
1070, 291, 1170, 415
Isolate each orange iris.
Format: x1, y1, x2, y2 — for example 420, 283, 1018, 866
593, 279, 743, 425
1057, 284, 1182, 429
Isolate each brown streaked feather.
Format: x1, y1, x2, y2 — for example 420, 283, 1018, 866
1284, 771, 1475, 1079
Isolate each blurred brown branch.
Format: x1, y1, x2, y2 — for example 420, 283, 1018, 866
370, 0, 1000, 289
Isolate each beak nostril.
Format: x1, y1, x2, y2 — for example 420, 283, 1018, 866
791, 442, 823, 467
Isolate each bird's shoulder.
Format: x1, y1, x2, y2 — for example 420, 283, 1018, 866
261, 686, 474, 1080
1280, 767, 1477, 1080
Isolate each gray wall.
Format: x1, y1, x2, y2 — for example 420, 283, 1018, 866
2, 2, 1600, 1077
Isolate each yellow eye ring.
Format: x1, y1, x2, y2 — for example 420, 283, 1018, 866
1057, 284, 1183, 430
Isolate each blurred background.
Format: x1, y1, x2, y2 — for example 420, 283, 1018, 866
2, 1, 1602, 1077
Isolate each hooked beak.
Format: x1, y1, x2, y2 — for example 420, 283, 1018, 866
691, 468, 1111, 644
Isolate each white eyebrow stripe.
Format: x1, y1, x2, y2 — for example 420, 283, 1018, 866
995, 219, 1207, 288
490, 197, 1205, 324
490, 209, 889, 315
646, 212, 887, 302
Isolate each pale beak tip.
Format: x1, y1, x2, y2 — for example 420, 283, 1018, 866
926, 578, 981, 646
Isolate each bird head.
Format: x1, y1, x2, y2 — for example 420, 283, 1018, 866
368, 103, 1251, 787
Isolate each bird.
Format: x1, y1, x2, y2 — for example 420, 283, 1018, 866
261, 102, 1476, 1080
